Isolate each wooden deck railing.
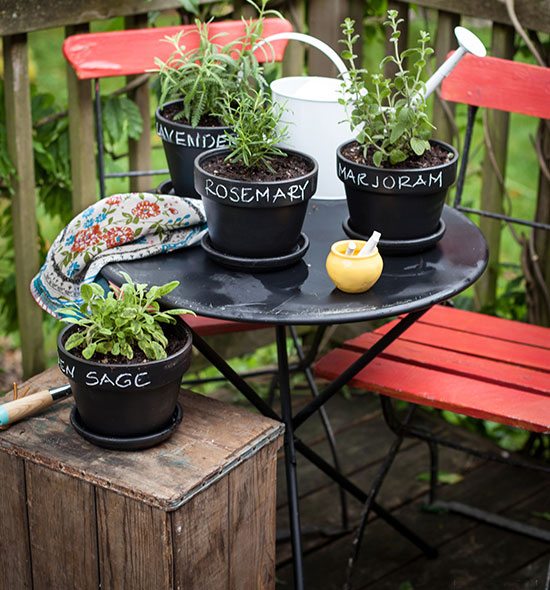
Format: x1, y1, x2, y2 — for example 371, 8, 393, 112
1, 0, 549, 376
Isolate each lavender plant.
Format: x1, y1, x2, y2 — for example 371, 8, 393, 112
339, 10, 435, 167
155, 0, 281, 127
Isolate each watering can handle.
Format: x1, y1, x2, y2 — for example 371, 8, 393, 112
256, 32, 349, 79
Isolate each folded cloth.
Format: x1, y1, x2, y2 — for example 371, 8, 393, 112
31, 192, 207, 317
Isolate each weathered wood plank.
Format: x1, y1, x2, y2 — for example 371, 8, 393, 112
432, 10, 461, 144
229, 441, 278, 590
0, 367, 284, 510
96, 488, 173, 589
125, 14, 152, 193
0, 0, 183, 35
308, 0, 347, 77
172, 476, 229, 589
66, 23, 97, 214
277, 457, 548, 588
3, 34, 45, 379
529, 118, 550, 326
0, 453, 32, 589
414, 0, 550, 35
282, 0, 305, 77
368, 485, 550, 590
26, 462, 99, 590
475, 23, 515, 309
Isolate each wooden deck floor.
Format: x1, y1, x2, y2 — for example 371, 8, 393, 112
273, 391, 550, 590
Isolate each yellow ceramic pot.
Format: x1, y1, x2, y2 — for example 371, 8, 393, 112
326, 240, 383, 294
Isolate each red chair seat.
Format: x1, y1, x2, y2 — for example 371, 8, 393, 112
315, 305, 550, 433
63, 18, 292, 80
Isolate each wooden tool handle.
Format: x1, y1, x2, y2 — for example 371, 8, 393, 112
0, 390, 54, 429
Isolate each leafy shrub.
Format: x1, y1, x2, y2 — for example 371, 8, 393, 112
219, 88, 287, 170
60, 274, 193, 361
339, 10, 435, 166
155, 0, 280, 127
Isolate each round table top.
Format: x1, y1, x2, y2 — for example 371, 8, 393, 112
103, 201, 488, 326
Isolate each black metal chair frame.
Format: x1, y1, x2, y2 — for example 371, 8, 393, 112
343, 104, 550, 589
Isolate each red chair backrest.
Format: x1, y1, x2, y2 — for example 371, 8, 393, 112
440, 52, 550, 120
63, 18, 293, 80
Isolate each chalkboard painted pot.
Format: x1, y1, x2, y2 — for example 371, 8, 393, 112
57, 321, 192, 441
156, 99, 230, 199
337, 139, 458, 243
194, 148, 318, 260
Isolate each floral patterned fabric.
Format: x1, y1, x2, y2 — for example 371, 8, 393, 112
31, 192, 207, 317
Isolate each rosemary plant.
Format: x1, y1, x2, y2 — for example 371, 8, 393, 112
339, 10, 435, 167
219, 89, 288, 171
156, 0, 281, 127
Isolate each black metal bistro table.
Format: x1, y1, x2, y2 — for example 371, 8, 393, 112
103, 200, 488, 590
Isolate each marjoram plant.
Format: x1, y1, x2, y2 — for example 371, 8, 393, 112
219, 88, 288, 171
339, 10, 435, 167
60, 274, 193, 361
155, 0, 281, 127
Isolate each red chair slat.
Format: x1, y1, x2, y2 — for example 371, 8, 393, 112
315, 349, 550, 433
63, 18, 292, 80
344, 332, 550, 396
415, 305, 550, 349
374, 321, 550, 373
441, 53, 550, 119
183, 315, 268, 337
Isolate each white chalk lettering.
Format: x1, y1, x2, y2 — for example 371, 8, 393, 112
100, 374, 115, 387
256, 187, 270, 203
175, 131, 186, 146
85, 371, 100, 387
429, 171, 443, 188
371, 176, 380, 189
229, 187, 241, 203
398, 175, 411, 189
382, 176, 396, 190
136, 372, 152, 388
205, 178, 215, 196
115, 373, 132, 388
272, 187, 287, 203
240, 187, 253, 203
413, 175, 427, 188
84, 370, 151, 389
357, 173, 368, 187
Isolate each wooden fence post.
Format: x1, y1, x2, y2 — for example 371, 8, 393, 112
125, 14, 152, 193
66, 24, 97, 215
474, 23, 515, 310
3, 33, 45, 378
282, 0, 306, 77
432, 9, 461, 144
308, 0, 348, 77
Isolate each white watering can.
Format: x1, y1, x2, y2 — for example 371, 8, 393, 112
257, 27, 486, 201
257, 33, 350, 200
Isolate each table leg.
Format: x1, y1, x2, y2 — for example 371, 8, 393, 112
276, 325, 306, 590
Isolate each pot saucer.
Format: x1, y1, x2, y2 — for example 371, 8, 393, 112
201, 232, 310, 271
342, 218, 446, 256
70, 403, 183, 451
156, 179, 175, 195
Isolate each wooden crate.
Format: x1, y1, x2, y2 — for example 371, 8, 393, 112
0, 368, 284, 590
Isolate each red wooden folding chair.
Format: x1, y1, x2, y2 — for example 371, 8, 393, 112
315, 53, 550, 581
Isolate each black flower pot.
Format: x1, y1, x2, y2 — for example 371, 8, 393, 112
156, 99, 230, 199
337, 139, 458, 241
57, 321, 192, 439
194, 148, 318, 259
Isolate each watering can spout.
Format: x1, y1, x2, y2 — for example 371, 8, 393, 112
422, 26, 486, 99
